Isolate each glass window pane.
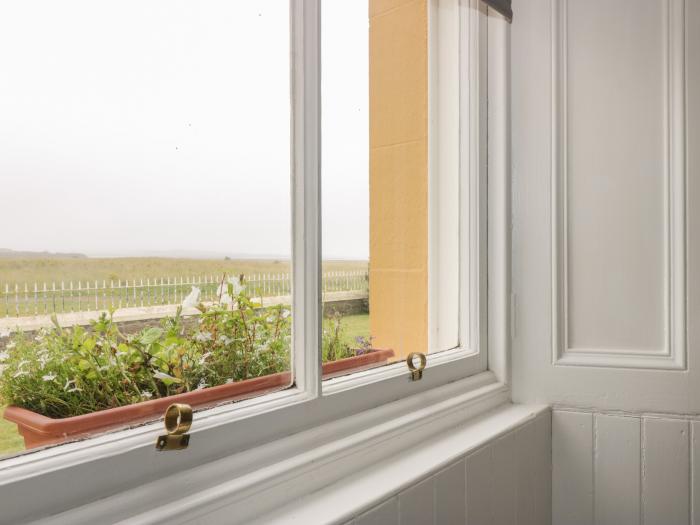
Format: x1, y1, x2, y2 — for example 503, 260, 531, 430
0, 0, 292, 457
322, 0, 468, 382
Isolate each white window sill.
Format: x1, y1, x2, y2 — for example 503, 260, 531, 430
18, 373, 536, 525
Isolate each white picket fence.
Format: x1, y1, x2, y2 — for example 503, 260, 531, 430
0, 271, 368, 318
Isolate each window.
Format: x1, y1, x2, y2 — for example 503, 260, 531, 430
320, 0, 488, 386
0, 0, 497, 497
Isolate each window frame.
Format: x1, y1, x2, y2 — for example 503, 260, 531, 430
0, 1, 511, 518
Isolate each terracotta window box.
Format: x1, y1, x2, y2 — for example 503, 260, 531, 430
4, 349, 394, 449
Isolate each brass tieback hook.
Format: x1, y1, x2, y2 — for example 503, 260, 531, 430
406, 352, 427, 381
156, 403, 193, 451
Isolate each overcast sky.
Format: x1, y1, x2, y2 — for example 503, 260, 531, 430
0, 0, 368, 260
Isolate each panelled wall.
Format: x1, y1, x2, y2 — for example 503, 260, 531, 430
344, 412, 551, 525
553, 409, 700, 525
511, 0, 699, 523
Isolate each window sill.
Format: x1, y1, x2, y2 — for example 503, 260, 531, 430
5, 371, 507, 524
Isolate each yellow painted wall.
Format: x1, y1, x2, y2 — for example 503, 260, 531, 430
369, 0, 429, 360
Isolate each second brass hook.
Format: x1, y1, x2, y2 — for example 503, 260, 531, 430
406, 352, 427, 381
156, 403, 193, 451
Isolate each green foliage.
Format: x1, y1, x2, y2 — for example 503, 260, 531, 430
0, 284, 371, 419
322, 313, 356, 363
0, 283, 293, 418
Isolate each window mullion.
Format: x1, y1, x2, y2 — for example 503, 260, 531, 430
291, 0, 322, 397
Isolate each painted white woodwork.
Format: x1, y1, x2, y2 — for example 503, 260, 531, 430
551, 409, 700, 525
533, 408, 552, 525
428, 0, 489, 361
552, 410, 593, 525
356, 499, 399, 525
398, 478, 435, 525
492, 431, 518, 524
465, 446, 494, 524
513, 0, 698, 519
594, 414, 641, 525
693, 421, 700, 525
512, 0, 699, 410
435, 460, 467, 524
643, 417, 690, 525
551, 0, 687, 370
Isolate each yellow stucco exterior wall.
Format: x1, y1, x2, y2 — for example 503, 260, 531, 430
369, 0, 429, 360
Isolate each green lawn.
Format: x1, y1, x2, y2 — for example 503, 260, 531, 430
0, 407, 24, 456
338, 313, 370, 348
0, 257, 368, 284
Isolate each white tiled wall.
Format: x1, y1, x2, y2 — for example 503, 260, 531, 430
345, 412, 551, 525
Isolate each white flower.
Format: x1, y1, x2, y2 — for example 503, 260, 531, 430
225, 378, 234, 384
196, 378, 208, 390
0, 328, 11, 339
42, 373, 57, 382
281, 309, 291, 319
216, 278, 244, 306
140, 391, 153, 399
0, 352, 9, 362
181, 286, 201, 308
229, 277, 245, 295
62, 379, 82, 392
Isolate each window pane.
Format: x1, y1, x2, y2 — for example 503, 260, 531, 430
322, 0, 469, 382
0, 0, 292, 457
321, 0, 372, 379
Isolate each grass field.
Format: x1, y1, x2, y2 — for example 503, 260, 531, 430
0, 257, 369, 317
0, 257, 368, 285
0, 407, 24, 456
0, 313, 370, 457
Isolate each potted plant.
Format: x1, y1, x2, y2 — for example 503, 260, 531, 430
1, 282, 393, 449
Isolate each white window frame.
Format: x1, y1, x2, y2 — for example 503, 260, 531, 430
0, 2, 511, 520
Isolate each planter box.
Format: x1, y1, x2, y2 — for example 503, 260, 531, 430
4, 348, 394, 449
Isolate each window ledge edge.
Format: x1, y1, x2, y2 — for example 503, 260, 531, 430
27, 373, 512, 524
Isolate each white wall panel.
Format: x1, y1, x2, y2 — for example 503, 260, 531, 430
399, 478, 434, 525
465, 446, 494, 524
551, 0, 687, 369
434, 460, 466, 524
564, 0, 667, 354
512, 0, 699, 410
356, 498, 399, 525
552, 410, 593, 525
533, 413, 552, 525
643, 418, 690, 525
551, 409, 698, 525
492, 431, 518, 524
692, 422, 700, 525
594, 414, 640, 525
